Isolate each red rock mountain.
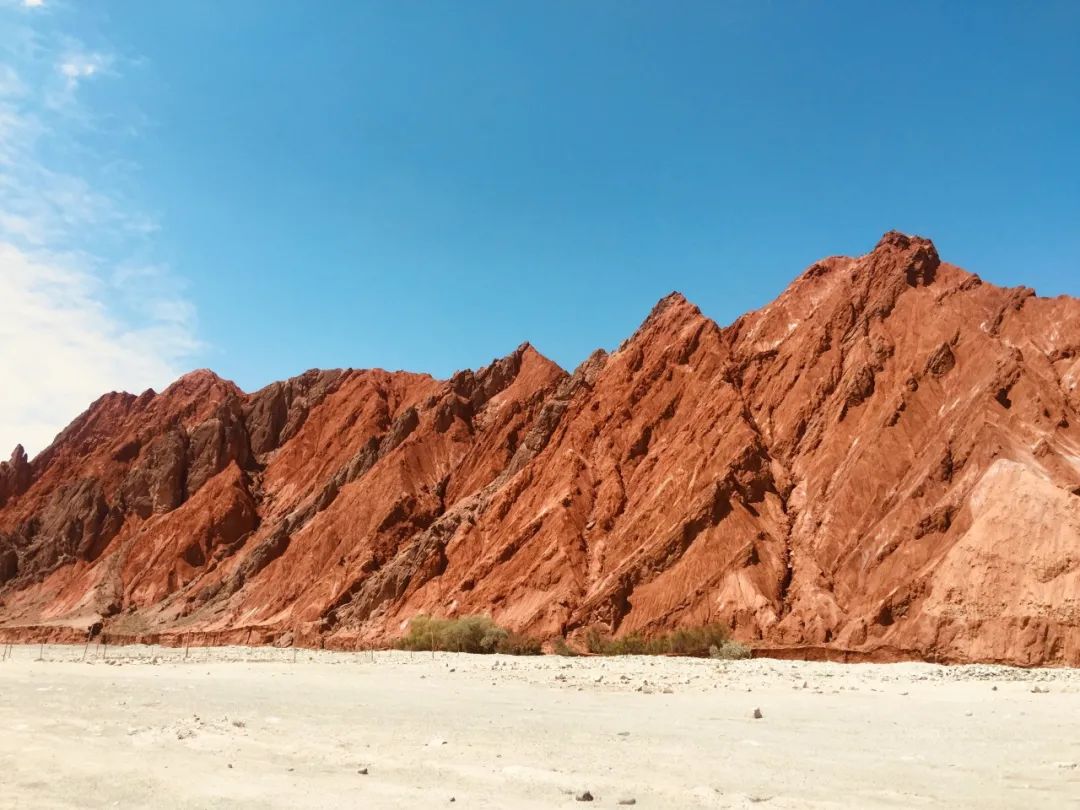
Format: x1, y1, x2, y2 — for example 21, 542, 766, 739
2, 232, 1078, 665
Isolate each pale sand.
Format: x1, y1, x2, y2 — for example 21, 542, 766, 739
1, 645, 1078, 809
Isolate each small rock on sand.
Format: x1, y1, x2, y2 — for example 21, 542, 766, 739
575, 790, 594, 802
753, 708, 763, 719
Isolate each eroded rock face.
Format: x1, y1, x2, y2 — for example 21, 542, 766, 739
0, 445, 31, 508
119, 429, 189, 518
244, 369, 345, 456
1, 233, 1078, 665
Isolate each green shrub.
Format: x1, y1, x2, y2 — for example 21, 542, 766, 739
663, 624, 736, 656
394, 616, 747, 659
601, 634, 651, 656
395, 615, 540, 655
496, 632, 543, 656
581, 623, 747, 658
583, 627, 605, 654
709, 640, 752, 660
552, 637, 578, 656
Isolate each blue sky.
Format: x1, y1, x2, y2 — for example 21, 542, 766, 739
1, 1, 1078, 454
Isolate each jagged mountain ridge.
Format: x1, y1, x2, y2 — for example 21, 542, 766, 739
2, 231, 1078, 665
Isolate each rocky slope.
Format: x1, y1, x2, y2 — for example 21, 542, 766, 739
2, 232, 1078, 665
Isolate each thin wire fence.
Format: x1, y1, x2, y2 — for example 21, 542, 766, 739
0, 641, 410, 666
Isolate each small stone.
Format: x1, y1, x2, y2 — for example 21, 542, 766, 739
575, 791, 594, 802
618, 799, 637, 806
358, 768, 368, 775
753, 708, 763, 719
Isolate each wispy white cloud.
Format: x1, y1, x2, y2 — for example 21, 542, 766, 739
58, 50, 110, 89
0, 245, 197, 455
0, 7, 200, 456
0, 0, 47, 13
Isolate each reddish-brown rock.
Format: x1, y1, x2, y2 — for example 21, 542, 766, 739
1, 233, 1078, 665
0, 445, 31, 510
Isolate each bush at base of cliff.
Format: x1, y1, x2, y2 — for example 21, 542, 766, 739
582, 623, 750, 658
395, 615, 541, 655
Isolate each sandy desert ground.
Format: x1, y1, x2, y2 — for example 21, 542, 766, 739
0, 645, 1078, 809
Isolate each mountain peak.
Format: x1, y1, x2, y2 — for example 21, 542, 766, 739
873, 229, 934, 252
641, 291, 704, 329
172, 368, 225, 386
865, 230, 941, 286
163, 369, 243, 398
651, 290, 695, 314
